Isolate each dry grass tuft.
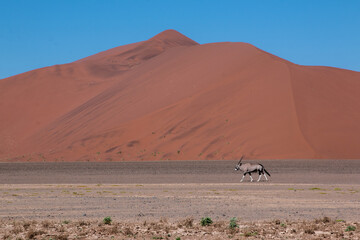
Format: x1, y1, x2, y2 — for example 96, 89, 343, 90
25, 229, 45, 239
77, 220, 90, 226
322, 216, 332, 223
304, 227, 315, 234
56, 225, 65, 232
177, 217, 194, 228
314, 216, 333, 224
109, 225, 119, 234
53, 233, 69, 240
2, 232, 11, 240
159, 217, 168, 224
11, 225, 23, 235
123, 227, 133, 236
22, 221, 31, 230
41, 220, 52, 228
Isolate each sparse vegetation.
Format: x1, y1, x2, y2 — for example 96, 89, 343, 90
243, 231, 258, 237
0, 217, 359, 239
103, 216, 112, 225
229, 217, 238, 229
309, 187, 326, 191
345, 225, 356, 232
200, 217, 213, 226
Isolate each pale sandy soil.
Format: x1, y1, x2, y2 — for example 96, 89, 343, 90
0, 160, 359, 239
1, 182, 359, 222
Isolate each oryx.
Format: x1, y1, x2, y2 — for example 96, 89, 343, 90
234, 155, 271, 182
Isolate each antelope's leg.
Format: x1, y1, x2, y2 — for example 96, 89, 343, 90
264, 173, 268, 181
257, 174, 262, 182
240, 175, 245, 182
249, 173, 253, 182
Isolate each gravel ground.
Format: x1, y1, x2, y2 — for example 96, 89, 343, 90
0, 160, 359, 239
0, 217, 359, 239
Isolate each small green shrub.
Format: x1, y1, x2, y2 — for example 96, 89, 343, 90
229, 217, 238, 229
176, 238, 181, 240
244, 231, 258, 237
345, 225, 356, 232
200, 217, 213, 226
103, 216, 112, 225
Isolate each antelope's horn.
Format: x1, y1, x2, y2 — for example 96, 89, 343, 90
238, 155, 244, 164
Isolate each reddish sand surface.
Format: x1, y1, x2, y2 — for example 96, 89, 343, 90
1, 29, 360, 162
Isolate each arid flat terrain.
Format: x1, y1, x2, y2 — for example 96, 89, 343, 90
1, 159, 360, 184
0, 159, 359, 238
1, 160, 359, 221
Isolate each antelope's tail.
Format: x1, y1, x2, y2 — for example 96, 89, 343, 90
259, 164, 271, 176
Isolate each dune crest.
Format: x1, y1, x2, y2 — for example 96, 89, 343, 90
1, 30, 359, 162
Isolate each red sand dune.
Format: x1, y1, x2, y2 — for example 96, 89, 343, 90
1, 30, 359, 162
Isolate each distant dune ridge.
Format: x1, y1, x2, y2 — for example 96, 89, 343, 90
1, 29, 360, 162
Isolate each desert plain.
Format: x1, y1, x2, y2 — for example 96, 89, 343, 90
1, 159, 359, 239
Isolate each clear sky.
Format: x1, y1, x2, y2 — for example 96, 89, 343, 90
1, 0, 359, 79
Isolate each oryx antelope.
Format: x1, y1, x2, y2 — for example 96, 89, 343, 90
234, 155, 271, 182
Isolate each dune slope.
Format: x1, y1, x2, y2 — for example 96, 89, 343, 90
1, 30, 359, 162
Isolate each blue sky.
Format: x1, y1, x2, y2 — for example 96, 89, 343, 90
1, 0, 359, 79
